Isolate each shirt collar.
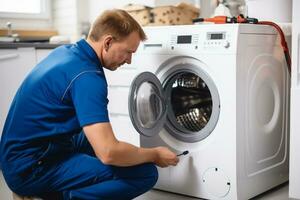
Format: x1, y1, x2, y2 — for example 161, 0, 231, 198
75, 39, 103, 69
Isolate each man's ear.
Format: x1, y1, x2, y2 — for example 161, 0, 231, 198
103, 35, 113, 52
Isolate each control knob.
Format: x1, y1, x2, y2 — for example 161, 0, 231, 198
223, 40, 230, 48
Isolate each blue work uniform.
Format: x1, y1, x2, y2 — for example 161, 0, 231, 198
0, 39, 158, 200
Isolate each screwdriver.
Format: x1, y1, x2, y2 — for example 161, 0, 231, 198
177, 150, 189, 157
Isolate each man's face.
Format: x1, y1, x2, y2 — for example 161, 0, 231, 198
102, 31, 140, 71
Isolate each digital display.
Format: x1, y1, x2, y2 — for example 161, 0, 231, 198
208, 33, 225, 40
177, 35, 192, 44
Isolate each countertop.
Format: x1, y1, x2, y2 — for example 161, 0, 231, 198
0, 42, 67, 49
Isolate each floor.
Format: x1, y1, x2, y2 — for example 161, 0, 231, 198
134, 182, 291, 200
0, 172, 12, 200
0, 171, 293, 200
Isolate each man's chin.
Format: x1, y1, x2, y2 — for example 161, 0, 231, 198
113, 64, 123, 70
105, 63, 123, 71
112, 65, 120, 71
105, 65, 119, 71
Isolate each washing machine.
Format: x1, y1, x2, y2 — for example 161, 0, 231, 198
126, 24, 289, 199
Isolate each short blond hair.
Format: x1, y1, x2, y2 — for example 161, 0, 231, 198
88, 9, 146, 42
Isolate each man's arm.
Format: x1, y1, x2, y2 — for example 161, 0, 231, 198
83, 122, 179, 167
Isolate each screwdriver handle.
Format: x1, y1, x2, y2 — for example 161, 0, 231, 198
177, 150, 189, 157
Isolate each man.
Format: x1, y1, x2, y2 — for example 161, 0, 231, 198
0, 9, 179, 200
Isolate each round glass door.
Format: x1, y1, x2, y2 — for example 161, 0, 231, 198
156, 57, 220, 143
128, 72, 167, 137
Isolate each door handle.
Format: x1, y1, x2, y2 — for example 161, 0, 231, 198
0, 53, 19, 61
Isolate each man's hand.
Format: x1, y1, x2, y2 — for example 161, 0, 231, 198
153, 147, 179, 168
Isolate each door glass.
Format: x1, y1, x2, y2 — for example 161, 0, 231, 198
135, 81, 163, 129
169, 72, 212, 132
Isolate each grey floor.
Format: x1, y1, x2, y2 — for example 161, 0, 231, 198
134, 182, 290, 200
0, 171, 292, 200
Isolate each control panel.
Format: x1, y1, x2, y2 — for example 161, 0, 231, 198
170, 31, 231, 51
171, 34, 199, 50
204, 32, 231, 49
141, 28, 235, 54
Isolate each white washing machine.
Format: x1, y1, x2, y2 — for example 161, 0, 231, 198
124, 24, 290, 199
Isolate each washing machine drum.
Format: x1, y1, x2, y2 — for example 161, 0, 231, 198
170, 72, 213, 132
163, 70, 220, 142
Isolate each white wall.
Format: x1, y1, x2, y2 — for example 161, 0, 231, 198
54, 0, 157, 42
0, 0, 199, 42
0, 18, 52, 30
289, 0, 300, 198
87, 0, 155, 23
154, 0, 197, 6
52, 0, 77, 41
0, 0, 89, 42
87, 0, 200, 22
53, 0, 89, 42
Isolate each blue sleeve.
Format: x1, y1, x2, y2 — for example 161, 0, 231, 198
70, 72, 110, 127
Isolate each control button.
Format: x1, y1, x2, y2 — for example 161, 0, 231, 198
223, 41, 230, 48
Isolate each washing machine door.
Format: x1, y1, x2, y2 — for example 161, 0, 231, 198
128, 71, 167, 137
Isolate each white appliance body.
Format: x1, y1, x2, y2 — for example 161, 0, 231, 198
118, 24, 289, 199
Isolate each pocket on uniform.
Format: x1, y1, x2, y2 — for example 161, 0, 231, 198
36, 139, 73, 163
30, 142, 53, 178
36, 142, 53, 162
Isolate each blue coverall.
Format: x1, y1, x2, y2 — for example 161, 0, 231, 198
0, 39, 158, 200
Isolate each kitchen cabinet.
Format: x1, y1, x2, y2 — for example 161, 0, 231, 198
36, 49, 52, 63
0, 47, 52, 134
0, 47, 52, 200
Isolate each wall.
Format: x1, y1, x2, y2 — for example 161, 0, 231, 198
87, 0, 199, 22
52, 0, 77, 41
0, 0, 200, 42
0, 0, 89, 42
54, 0, 199, 42
154, 0, 198, 6
87, 0, 155, 23
53, 0, 89, 42
0, 18, 52, 30
289, 0, 300, 198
